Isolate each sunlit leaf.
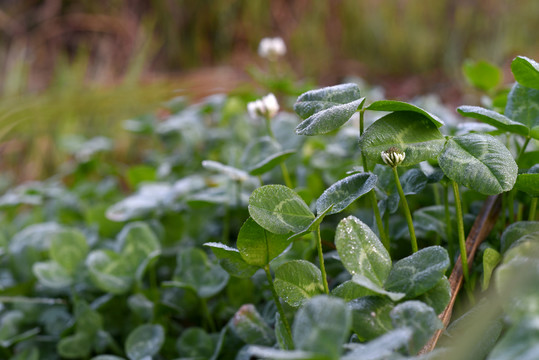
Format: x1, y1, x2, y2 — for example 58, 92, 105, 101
366, 100, 444, 127
457, 106, 529, 136
511, 56, 539, 89
316, 172, 377, 215
274, 260, 325, 307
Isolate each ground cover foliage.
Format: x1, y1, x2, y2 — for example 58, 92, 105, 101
0, 56, 538, 359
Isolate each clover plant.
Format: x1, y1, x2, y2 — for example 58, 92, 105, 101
0, 55, 537, 360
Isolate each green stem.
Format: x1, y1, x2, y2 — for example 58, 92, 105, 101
392, 166, 418, 253
451, 180, 469, 282
264, 265, 293, 346
201, 298, 216, 333
370, 189, 389, 251
517, 136, 531, 163
529, 197, 537, 221
315, 227, 330, 294
433, 184, 441, 245
501, 192, 507, 227
280, 162, 293, 189
508, 189, 515, 224
265, 116, 276, 140
444, 185, 454, 265
222, 205, 230, 245
517, 202, 524, 222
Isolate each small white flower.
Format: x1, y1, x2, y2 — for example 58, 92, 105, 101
247, 93, 279, 119
381, 147, 406, 167
258, 37, 286, 60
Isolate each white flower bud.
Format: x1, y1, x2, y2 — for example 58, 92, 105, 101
258, 37, 286, 60
247, 93, 279, 119
381, 147, 406, 167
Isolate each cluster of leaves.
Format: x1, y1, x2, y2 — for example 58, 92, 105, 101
0, 57, 537, 360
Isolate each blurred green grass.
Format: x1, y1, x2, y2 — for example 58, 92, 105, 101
0, 0, 538, 180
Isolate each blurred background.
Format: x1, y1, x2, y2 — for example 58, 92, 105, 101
1, 0, 538, 180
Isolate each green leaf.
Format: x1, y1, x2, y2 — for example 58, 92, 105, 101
417, 276, 451, 315
231, 304, 275, 346
500, 221, 539, 253
10, 347, 40, 360
385, 246, 450, 298
366, 100, 444, 127
237, 217, 290, 267
294, 83, 365, 135
390, 301, 443, 354
349, 296, 394, 341
177, 327, 215, 358
335, 216, 391, 286
86, 250, 133, 295
511, 56, 539, 89
125, 324, 165, 360
49, 228, 88, 274
316, 172, 377, 215
249, 150, 296, 176
341, 328, 412, 360
515, 173, 539, 196
331, 280, 376, 301
358, 111, 445, 166
505, 83, 539, 139
414, 205, 455, 241
351, 274, 405, 301
286, 205, 333, 242
274, 260, 325, 307
489, 318, 539, 360
438, 133, 518, 195
457, 105, 529, 136
482, 248, 502, 291
58, 332, 93, 359
204, 242, 258, 278
126, 165, 157, 189
248, 185, 314, 234
91, 356, 126, 360
239, 346, 323, 360
462, 59, 502, 91
173, 247, 229, 298
293, 296, 351, 359
33, 261, 73, 288
118, 222, 161, 272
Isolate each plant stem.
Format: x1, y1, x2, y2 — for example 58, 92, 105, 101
201, 298, 216, 333
529, 197, 537, 221
369, 189, 389, 251
517, 136, 531, 163
280, 162, 293, 188
265, 115, 293, 188
451, 180, 469, 282
444, 185, 454, 265
501, 192, 507, 227
517, 202, 524, 222
508, 190, 515, 224
392, 166, 418, 253
433, 184, 441, 245
315, 227, 330, 294
263, 265, 293, 346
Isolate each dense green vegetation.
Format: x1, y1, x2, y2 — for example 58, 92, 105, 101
0, 53, 538, 359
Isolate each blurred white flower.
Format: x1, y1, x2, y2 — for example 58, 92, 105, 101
381, 147, 406, 167
258, 37, 286, 60
247, 93, 279, 119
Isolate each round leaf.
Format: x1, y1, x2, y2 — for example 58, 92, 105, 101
505, 83, 539, 139
249, 150, 296, 176
390, 301, 442, 354
50, 229, 88, 274
231, 304, 275, 346
462, 59, 502, 91
385, 246, 450, 298
86, 250, 132, 295
176, 327, 215, 358
511, 56, 539, 90
417, 276, 451, 315
349, 296, 394, 341
294, 83, 365, 135
316, 172, 377, 215
204, 242, 258, 278
237, 217, 290, 267
274, 260, 325, 307
248, 185, 314, 234
33, 261, 72, 288
438, 133, 518, 195
117, 222, 161, 273
515, 173, 539, 196
293, 296, 351, 359
125, 324, 165, 360
457, 105, 529, 136
366, 100, 444, 127
335, 216, 391, 287
358, 111, 445, 166
174, 247, 229, 298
